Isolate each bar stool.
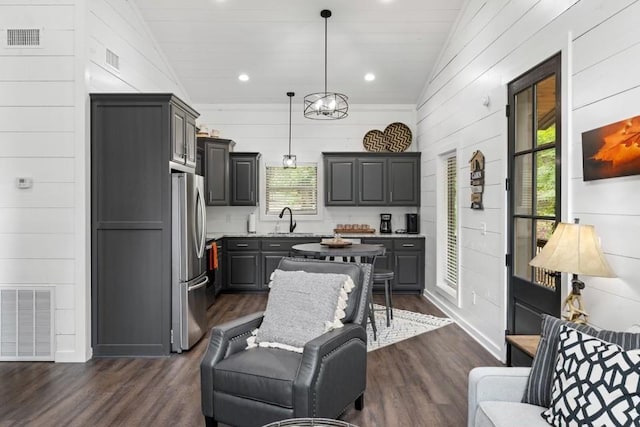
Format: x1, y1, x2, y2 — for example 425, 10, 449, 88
372, 269, 394, 327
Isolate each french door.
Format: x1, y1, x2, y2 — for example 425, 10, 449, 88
507, 54, 562, 365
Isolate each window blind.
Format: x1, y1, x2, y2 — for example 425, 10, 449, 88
445, 155, 458, 289
265, 165, 318, 215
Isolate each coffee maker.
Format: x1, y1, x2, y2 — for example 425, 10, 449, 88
380, 213, 392, 234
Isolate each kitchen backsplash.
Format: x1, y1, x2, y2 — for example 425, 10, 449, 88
206, 206, 418, 235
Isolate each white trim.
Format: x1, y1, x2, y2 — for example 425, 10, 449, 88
435, 150, 460, 306
423, 290, 504, 362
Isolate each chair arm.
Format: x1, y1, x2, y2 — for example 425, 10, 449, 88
293, 324, 367, 417
200, 311, 264, 418
467, 367, 531, 427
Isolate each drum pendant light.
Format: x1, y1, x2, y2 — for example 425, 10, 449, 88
303, 10, 348, 120
283, 92, 297, 168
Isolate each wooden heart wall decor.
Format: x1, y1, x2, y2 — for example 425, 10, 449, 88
362, 122, 412, 152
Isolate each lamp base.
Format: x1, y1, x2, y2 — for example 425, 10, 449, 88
562, 275, 588, 324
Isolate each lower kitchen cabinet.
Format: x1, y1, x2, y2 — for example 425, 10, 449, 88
222, 237, 320, 292
226, 251, 261, 291
362, 237, 425, 293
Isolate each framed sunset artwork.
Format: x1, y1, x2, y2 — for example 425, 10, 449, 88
582, 115, 640, 181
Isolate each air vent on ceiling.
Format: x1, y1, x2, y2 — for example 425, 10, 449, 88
106, 48, 120, 71
7, 29, 40, 47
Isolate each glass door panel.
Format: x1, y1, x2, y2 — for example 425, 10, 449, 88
536, 76, 556, 147
515, 88, 533, 152
534, 219, 556, 290
514, 154, 532, 215
514, 218, 532, 281
536, 148, 556, 216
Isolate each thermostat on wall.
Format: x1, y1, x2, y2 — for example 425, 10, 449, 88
16, 177, 33, 189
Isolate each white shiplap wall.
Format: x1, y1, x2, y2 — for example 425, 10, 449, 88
0, 0, 192, 362
0, 1, 79, 361
417, 0, 640, 360
196, 104, 419, 234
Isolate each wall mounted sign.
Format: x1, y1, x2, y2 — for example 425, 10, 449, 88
582, 115, 640, 181
469, 150, 485, 210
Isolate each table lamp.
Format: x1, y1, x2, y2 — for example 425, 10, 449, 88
529, 219, 616, 324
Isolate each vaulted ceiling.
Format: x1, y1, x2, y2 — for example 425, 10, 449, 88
134, 0, 464, 105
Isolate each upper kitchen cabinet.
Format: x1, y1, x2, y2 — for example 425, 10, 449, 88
170, 100, 199, 172
389, 156, 420, 206
230, 153, 260, 206
323, 152, 421, 207
324, 156, 358, 206
198, 137, 235, 206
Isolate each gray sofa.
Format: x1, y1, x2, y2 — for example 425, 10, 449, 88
468, 367, 548, 427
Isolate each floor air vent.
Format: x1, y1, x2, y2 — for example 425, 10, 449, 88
6, 29, 41, 47
0, 288, 54, 361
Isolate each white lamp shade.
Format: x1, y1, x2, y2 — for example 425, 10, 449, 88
529, 222, 615, 278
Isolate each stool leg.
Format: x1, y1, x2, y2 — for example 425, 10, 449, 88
368, 288, 377, 341
384, 278, 391, 327
389, 279, 394, 320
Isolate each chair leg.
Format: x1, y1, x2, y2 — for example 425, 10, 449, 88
384, 278, 391, 327
368, 289, 377, 341
355, 394, 364, 411
204, 416, 218, 427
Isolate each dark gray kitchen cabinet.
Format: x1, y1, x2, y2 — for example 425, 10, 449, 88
230, 153, 260, 206
389, 157, 420, 206
325, 157, 357, 206
358, 158, 387, 205
198, 137, 235, 206
171, 104, 198, 171
262, 252, 289, 287
393, 238, 425, 292
91, 93, 199, 356
226, 254, 261, 291
323, 153, 420, 207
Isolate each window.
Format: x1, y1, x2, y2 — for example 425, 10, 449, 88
265, 165, 318, 215
445, 155, 458, 289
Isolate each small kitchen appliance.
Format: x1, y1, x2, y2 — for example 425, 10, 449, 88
380, 213, 392, 234
406, 213, 419, 234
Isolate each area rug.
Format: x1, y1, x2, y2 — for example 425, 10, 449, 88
366, 304, 454, 352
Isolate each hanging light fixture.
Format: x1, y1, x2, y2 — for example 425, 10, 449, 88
283, 91, 297, 168
304, 9, 348, 120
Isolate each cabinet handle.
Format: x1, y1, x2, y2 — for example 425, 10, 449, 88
269, 244, 281, 247
237, 243, 248, 248
390, 191, 393, 202
209, 191, 213, 202
402, 243, 415, 247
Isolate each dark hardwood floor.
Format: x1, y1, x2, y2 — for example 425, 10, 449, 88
0, 294, 501, 427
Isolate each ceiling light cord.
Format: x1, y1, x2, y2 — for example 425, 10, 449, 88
324, 14, 328, 95
288, 93, 292, 155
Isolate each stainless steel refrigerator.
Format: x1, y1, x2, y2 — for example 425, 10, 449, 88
171, 172, 208, 353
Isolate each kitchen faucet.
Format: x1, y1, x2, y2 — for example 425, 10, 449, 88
278, 207, 297, 233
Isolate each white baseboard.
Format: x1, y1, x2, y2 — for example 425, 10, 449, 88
55, 349, 91, 363
423, 289, 506, 363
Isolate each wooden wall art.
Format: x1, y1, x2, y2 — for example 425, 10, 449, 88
469, 150, 484, 210
582, 115, 640, 181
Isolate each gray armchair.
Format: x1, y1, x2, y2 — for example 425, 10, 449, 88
200, 257, 373, 427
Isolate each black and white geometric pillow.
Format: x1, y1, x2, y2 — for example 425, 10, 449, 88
542, 325, 640, 427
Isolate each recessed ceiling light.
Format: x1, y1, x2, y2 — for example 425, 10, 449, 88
238, 73, 250, 82
364, 73, 376, 82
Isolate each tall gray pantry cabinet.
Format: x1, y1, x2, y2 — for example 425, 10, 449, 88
91, 94, 199, 356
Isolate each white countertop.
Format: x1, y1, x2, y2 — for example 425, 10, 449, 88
206, 232, 426, 241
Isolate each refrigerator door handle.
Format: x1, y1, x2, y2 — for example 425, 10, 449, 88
187, 276, 209, 292
194, 185, 206, 259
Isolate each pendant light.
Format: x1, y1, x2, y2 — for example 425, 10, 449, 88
303, 9, 348, 120
283, 91, 297, 168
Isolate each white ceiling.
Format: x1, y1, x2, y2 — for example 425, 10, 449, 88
133, 0, 464, 105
